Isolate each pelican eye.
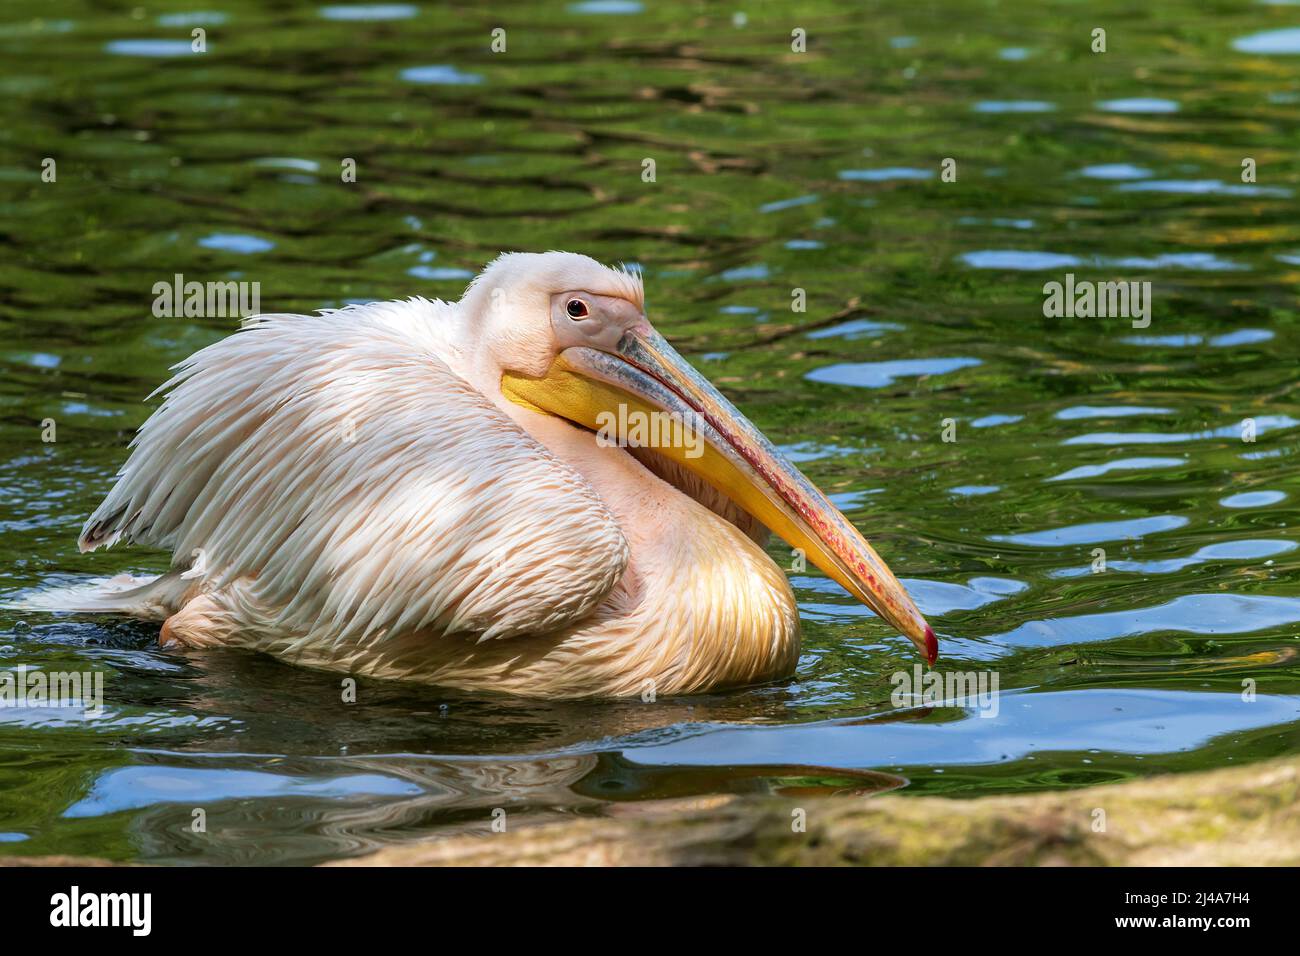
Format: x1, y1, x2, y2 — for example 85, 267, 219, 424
566, 298, 589, 319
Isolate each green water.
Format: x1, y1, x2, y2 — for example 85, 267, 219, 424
2, 0, 1300, 864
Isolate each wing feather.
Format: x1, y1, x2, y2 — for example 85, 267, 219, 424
80, 300, 628, 645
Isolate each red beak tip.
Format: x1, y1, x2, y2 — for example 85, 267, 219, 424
924, 626, 938, 666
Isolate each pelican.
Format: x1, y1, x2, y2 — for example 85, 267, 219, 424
68, 252, 935, 698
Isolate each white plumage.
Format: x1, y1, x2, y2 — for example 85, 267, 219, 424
82, 301, 627, 647
59, 252, 933, 698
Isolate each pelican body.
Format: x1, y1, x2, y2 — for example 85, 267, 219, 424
74, 253, 935, 698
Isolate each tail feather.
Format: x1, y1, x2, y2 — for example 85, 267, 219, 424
6, 572, 191, 621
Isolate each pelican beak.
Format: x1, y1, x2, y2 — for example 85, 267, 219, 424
501, 325, 937, 666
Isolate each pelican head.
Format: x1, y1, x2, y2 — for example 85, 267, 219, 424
467, 252, 936, 664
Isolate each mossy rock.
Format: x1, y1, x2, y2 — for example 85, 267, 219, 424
331, 754, 1300, 866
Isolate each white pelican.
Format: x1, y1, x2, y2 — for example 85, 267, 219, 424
71, 252, 935, 698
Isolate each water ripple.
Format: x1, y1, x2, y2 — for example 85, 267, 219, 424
1122, 329, 1273, 347
1220, 490, 1287, 508
1063, 415, 1298, 445
1233, 27, 1300, 54
989, 594, 1300, 648
806, 357, 981, 388
838, 167, 933, 182
1117, 179, 1292, 197
990, 514, 1188, 547
805, 318, 903, 340
1077, 163, 1153, 180
632, 689, 1300, 767
65, 766, 424, 818
1050, 538, 1296, 576
1055, 406, 1173, 420
759, 194, 819, 213
104, 39, 195, 57
1095, 97, 1180, 113
569, 0, 644, 12
1047, 456, 1184, 481
319, 4, 419, 20
949, 484, 1000, 496
400, 65, 484, 85
972, 100, 1055, 113
198, 233, 275, 255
